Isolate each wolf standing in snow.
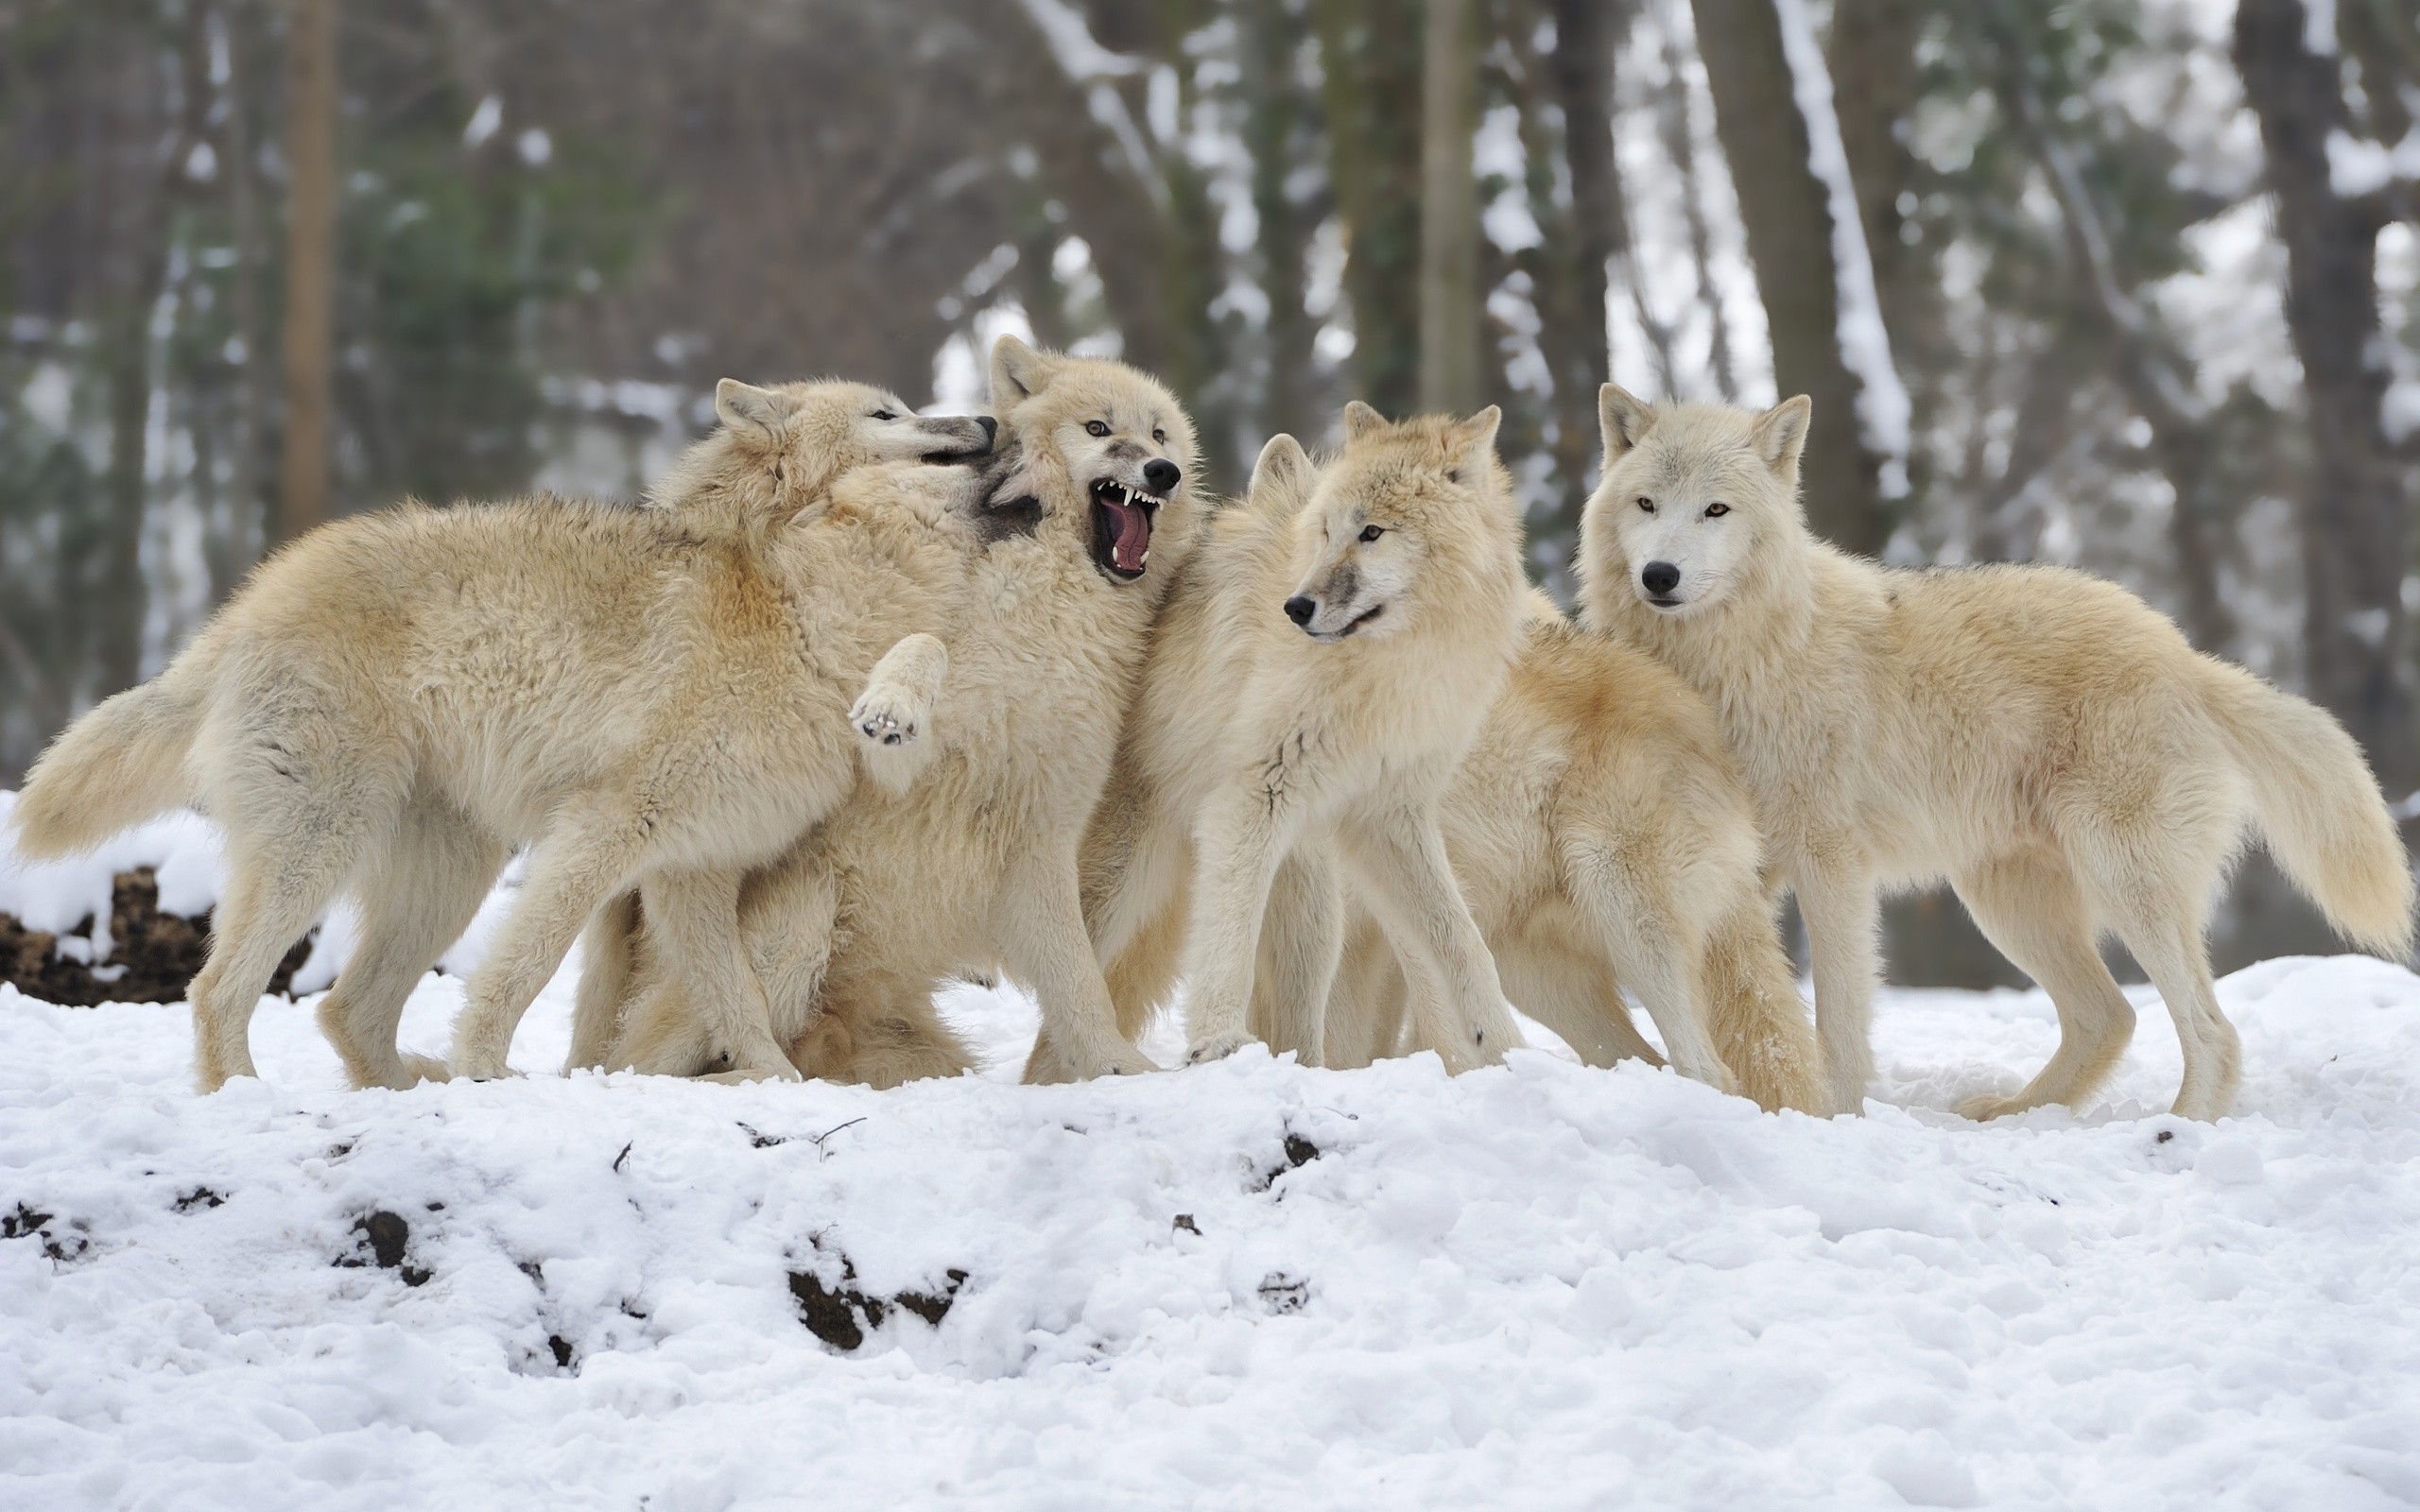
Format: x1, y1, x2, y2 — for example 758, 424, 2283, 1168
8, 383, 995, 1091
1078, 404, 1530, 1072
1580, 387, 2415, 1121
1311, 595, 1832, 1113
578, 338, 1204, 1086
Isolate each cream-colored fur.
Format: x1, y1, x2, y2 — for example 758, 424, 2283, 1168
1315, 600, 1833, 1113
9, 382, 994, 1092
576, 337, 1204, 1085
1578, 386, 2416, 1120
1079, 404, 1530, 1073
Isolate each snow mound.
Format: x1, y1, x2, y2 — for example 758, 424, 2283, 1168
5, 954, 2420, 1507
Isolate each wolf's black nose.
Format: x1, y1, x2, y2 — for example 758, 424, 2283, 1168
1144, 458, 1181, 493
977, 416, 998, 444
1284, 595, 1316, 626
1641, 561, 1681, 595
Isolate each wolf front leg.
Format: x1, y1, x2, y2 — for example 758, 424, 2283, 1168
1338, 804, 1526, 1072
640, 867, 802, 1081
994, 840, 1160, 1081
1251, 849, 1345, 1062
1793, 860, 1881, 1115
1177, 787, 1301, 1063
851, 633, 948, 795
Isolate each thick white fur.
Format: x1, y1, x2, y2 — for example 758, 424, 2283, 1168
9, 382, 994, 1092
1578, 387, 2416, 1120
576, 338, 1205, 1086
1310, 594, 1832, 1113
1079, 404, 1530, 1073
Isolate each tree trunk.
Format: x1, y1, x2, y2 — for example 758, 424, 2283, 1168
1689, 0, 1896, 556
1545, 0, 1623, 496
1417, 0, 1479, 414
1824, 0, 1921, 346
1317, 0, 1425, 418
277, 0, 338, 543
217, 0, 271, 595
2235, 0, 2413, 796
1242, 0, 1324, 445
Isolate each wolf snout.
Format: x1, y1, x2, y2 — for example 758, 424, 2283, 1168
1144, 457, 1181, 493
1640, 561, 1681, 596
1285, 595, 1316, 627
977, 416, 998, 445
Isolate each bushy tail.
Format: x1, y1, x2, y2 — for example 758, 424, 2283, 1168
2204, 662, 2416, 960
1699, 897, 1833, 1115
9, 644, 214, 861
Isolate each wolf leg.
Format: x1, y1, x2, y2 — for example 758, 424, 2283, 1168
635, 868, 800, 1081
1338, 806, 1525, 1071
448, 798, 653, 1079
851, 632, 947, 795
319, 799, 504, 1088
1564, 838, 1733, 1092
1950, 850, 2136, 1120
996, 840, 1159, 1080
564, 891, 642, 1073
1494, 940, 1663, 1068
1177, 789, 1299, 1063
1795, 863, 1881, 1115
1252, 849, 1344, 1063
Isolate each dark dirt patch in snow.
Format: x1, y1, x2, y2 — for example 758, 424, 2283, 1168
788, 1258, 969, 1350
0, 867, 314, 1006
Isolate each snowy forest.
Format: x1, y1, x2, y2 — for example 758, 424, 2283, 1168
3, 0, 2417, 980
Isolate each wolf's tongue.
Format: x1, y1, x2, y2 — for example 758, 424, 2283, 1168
1109, 500, 1150, 572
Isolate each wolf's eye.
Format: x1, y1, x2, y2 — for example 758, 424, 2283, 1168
1085, 420, 1111, 438
1152, 427, 1167, 444
872, 410, 897, 421
1359, 524, 1384, 542
1636, 496, 1655, 514
1704, 502, 1729, 518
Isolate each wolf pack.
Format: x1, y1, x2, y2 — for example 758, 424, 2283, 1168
11, 337, 2413, 1126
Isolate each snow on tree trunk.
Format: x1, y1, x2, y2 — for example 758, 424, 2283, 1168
1769, 0, 1910, 499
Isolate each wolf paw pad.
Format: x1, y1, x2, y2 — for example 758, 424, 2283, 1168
1184, 1032, 1254, 1066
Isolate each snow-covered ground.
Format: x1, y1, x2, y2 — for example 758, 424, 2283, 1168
5, 820, 2420, 1508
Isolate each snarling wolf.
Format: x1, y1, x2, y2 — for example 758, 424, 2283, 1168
1076, 404, 1530, 1074
573, 337, 1204, 1085
9, 381, 994, 1091
1580, 387, 2414, 1120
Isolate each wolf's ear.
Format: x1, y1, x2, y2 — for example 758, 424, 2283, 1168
1599, 385, 1656, 460
1251, 433, 1314, 497
1340, 400, 1388, 442
1750, 395, 1813, 473
1448, 404, 1502, 460
716, 379, 795, 445
990, 335, 1062, 408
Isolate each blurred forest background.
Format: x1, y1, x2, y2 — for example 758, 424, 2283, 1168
3, 0, 2417, 982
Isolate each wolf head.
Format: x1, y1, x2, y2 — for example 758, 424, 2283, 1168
1578, 386, 1811, 621
649, 378, 996, 525
1270, 401, 1513, 644
978, 335, 1201, 587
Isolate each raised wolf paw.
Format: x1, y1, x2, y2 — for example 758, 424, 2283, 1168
851, 633, 948, 794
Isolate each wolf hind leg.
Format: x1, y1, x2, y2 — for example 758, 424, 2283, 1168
319, 798, 505, 1088
1950, 850, 2136, 1120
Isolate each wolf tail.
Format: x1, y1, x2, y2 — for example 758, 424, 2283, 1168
1698, 896, 1833, 1115
2204, 662, 2415, 959
9, 636, 218, 861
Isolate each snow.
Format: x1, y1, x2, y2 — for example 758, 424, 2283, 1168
1769, 0, 1913, 498
7, 816, 2420, 1505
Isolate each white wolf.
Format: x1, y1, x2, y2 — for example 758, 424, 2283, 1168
574, 338, 1204, 1086
1314, 595, 1833, 1113
1579, 387, 2414, 1120
9, 382, 994, 1091
1077, 404, 1530, 1073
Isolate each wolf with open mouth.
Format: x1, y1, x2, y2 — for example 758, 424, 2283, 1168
572, 336, 1205, 1086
